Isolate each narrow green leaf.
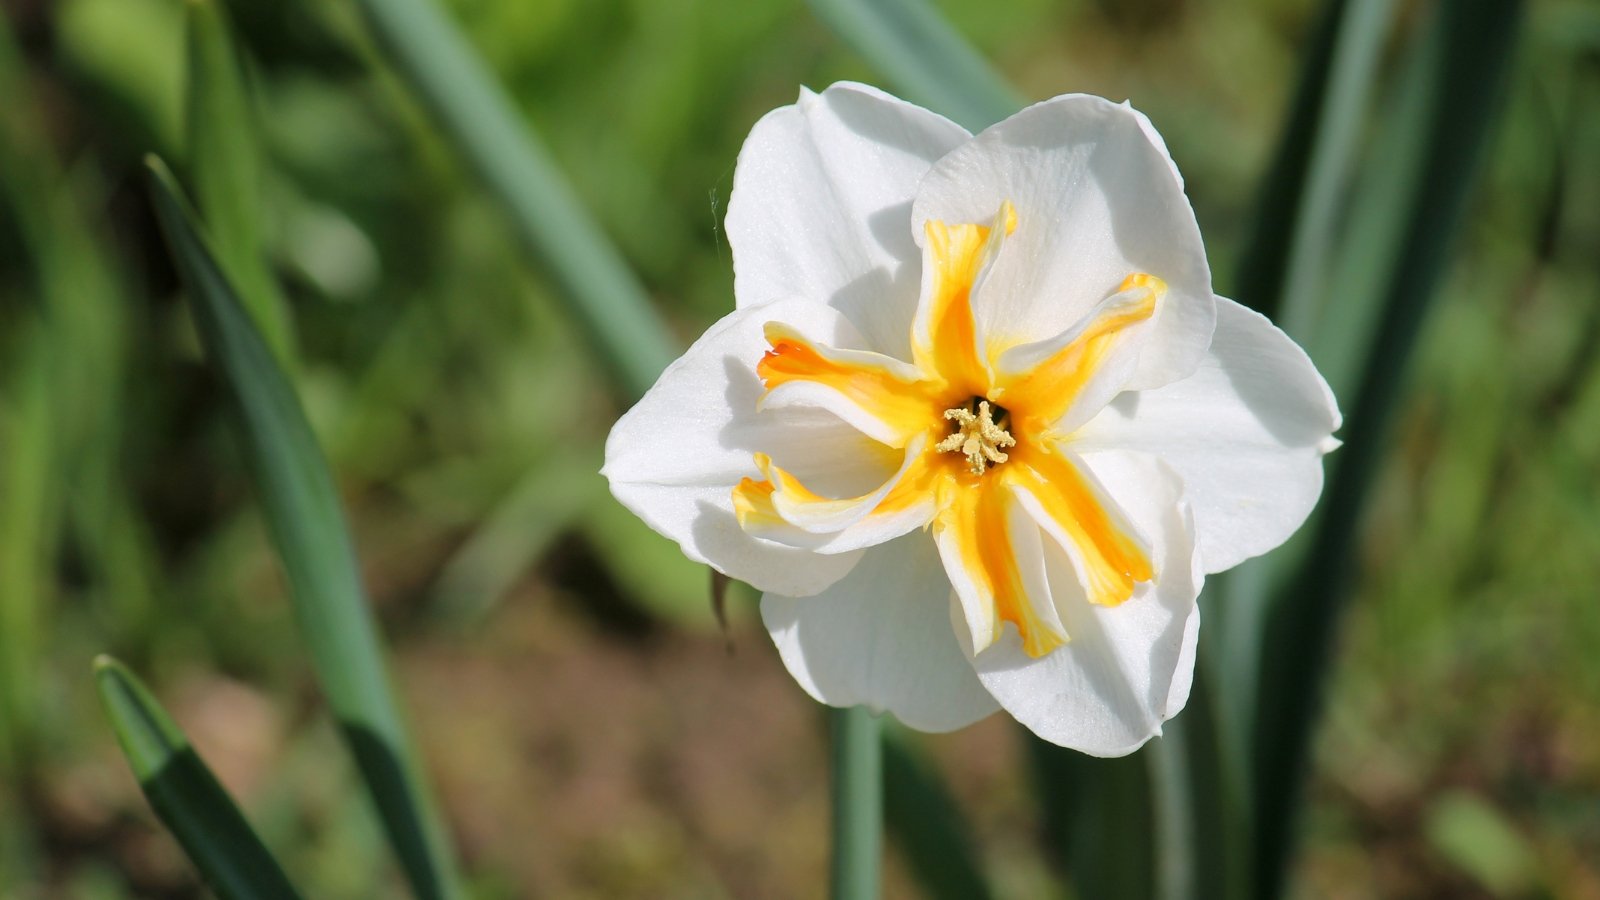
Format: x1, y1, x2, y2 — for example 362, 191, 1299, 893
144, 157, 462, 900
349, 0, 676, 401
1029, 737, 1155, 900
1309, 9, 1446, 402
882, 726, 992, 900
831, 706, 882, 900
1199, 3, 1396, 894
93, 656, 304, 900
429, 449, 597, 627
1251, 2, 1525, 896
184, 0, 294, 360
0, 322, 55, 775
0, 10, 156, 653
1231, 0, 1354, 320
1274, 0, 1395, 341
806, 0, 1024, 132
1148, 661, 1245, 900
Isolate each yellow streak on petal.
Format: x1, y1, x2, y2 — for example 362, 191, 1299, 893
733, 449, 941, 538
1011, 449, 1152, 608
732, 458, 783, 530
1000, 274, 1164, 426
913, 202, 1014, 394
757, 324, 933, 443
937, 484, 1068, 659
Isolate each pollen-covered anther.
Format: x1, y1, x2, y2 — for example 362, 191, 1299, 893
937, 400, 1016, 475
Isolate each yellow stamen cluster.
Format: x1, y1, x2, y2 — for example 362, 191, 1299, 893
937, 400, 1016, 475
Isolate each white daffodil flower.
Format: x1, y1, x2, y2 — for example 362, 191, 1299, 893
603, 83, 1341, 756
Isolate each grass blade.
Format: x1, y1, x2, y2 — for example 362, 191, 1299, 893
883, 726, 992, 900
145, 157, 461, 900
805, 0, 1024, 132
831, 706, 882, 900
93, 656, 304, 900
349, 0, 676, 400
184, 0, 293, 360
1252, 1, 1525, 896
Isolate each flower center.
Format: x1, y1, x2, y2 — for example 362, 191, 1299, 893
936, 398, 1015, 475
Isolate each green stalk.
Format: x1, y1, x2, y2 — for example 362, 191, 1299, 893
349, 0, 675, 401
830, 706, 882, 900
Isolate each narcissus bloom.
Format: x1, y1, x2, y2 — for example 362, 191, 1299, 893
604, 83, 1340, 755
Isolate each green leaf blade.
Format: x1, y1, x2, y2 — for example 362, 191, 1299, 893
883, 727, 993, 900
183, 0, 293, 360
94, 656, 304, 900
1251, 1, 1526, 895
351, 0, 676, 401
1029, 737, 1155, 900
806, 0, 1024, 132
144, 157, 461, 900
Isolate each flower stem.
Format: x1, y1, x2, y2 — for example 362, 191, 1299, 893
830, 705, 882, 899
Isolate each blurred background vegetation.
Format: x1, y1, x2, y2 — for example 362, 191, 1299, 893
1, 0, 1598, 896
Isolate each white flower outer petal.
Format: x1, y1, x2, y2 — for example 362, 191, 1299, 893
970, 453, 1202, 756
911, 94, 1215, 390
603, 298, 891, 597
763, 533, 1001, 732
727, 81, 970, 359
1071, 296, 1343, 573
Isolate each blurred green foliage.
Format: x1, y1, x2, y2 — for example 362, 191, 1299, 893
1, 0, 1598, 896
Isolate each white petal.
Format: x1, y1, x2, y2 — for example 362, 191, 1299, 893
1072, 296, 1342, 573
972, 454, 1202, 756
911, 94, 1214, 388
603, 298, 890, 596
727, 82, 971, 357
763, 534, 1000, 732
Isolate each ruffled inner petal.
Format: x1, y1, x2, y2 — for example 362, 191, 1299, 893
1008, 446, 1154, 609
911, 202, 1013, 393
733, 435, 939, 554
909, 94, 1215, 390
993, 274, 1163, 435
969, 454, 1202, 756
758, 322, 937, 447
932, 482, 1068, 658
